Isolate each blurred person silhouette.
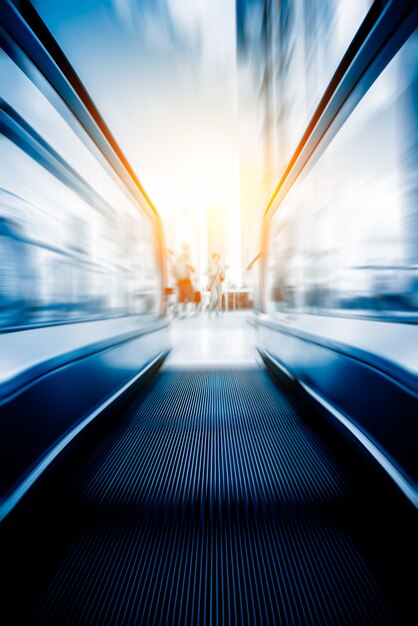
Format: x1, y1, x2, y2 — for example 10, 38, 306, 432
174, 243, 195, 318
164, 249, 178, 316
192, 270, 202, 316
206, 252, 225, 318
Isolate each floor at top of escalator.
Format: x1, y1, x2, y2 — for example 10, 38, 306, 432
1, 367, 416, 626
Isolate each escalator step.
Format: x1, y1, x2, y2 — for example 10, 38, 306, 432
31, 513, 392, 626
75, 369, 347, 510
13, 369, 398, 625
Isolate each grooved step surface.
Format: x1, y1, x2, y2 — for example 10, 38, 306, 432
32, 514, 392, 626
7, 369, 403, 625
76, 370, 347, 509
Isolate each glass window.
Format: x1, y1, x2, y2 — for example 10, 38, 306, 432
266, 32, 418, 321
271, 0, 372, 175
0, 56, 160, 330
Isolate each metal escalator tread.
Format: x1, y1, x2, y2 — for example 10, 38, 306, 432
76, 369, 348, 508
30, 369, 395, 625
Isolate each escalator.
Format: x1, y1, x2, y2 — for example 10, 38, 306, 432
2, 3, 417, 624
2, 366, 414, 625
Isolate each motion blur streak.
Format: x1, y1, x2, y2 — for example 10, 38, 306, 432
1, 2, 418, 626
0, 1, 161, 330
